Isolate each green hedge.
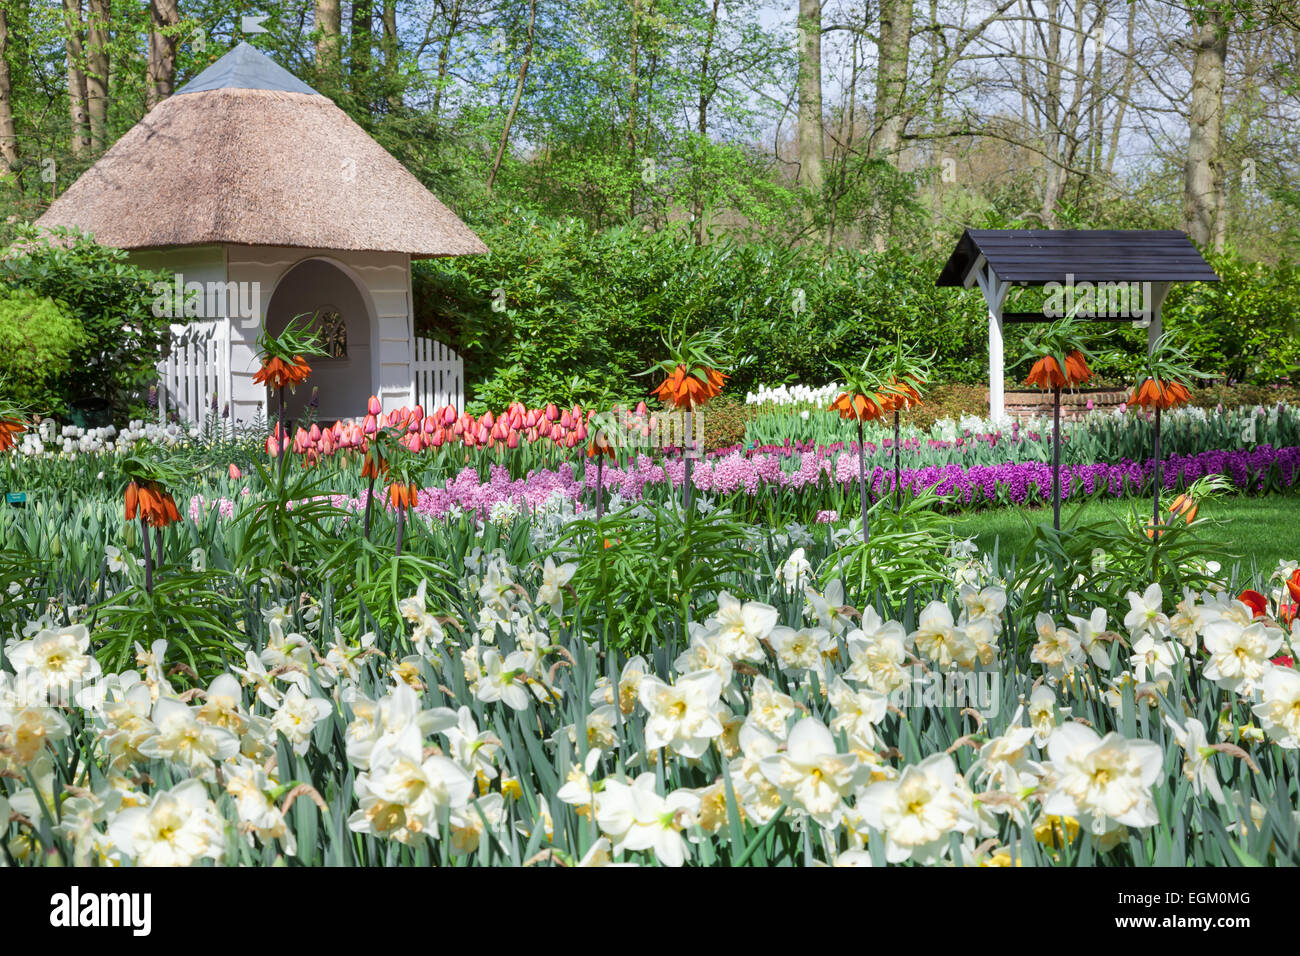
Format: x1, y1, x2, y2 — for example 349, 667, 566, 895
415, 216, 1300, 411
0, 288, 85, 414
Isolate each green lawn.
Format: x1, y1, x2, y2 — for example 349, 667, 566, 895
943, 495, 1300, 579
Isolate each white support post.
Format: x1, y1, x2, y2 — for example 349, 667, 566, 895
1146, 281, 1170, 354
973, 263, 1012, 424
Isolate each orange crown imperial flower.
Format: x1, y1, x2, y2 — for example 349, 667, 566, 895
0, 417, 24, 451
253, 355, 313, 390
829, 391, 886, 422
653, 364, 726, 410
1130, 378, 1190, 410
1026, 350, 1091, 390
125, 479, 181, 528
388, 482, 419, 509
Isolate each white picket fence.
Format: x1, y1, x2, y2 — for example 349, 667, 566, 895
158, 320, 231, 432
412, 336, 463, 412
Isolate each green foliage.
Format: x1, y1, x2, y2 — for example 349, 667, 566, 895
1, 227, 171, 419
1163, 248, 1300, 384
0, 289, 84, 414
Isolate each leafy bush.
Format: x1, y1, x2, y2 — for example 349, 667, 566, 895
0, 288, 84, 413
416, 214, 1300, 410
1, 225, 171, 420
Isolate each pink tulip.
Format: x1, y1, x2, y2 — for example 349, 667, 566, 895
560, 411, 572, 429
368, 395, 382, 416
229, 463, 241, 480
507, 430, 519, 449
442, 405, 457, 426
545, 403, 559, 422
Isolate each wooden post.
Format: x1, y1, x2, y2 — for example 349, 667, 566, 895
973, 262, 1011, 424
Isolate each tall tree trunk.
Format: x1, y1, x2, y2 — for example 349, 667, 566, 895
1038, 0, 1064, 226
429, 0, 462, 122
0, 4, 17, 175
146, 0, 180, 112
487, 0, 535, 191
870, 0, 912, 162
1184, 9, 1227, 247
796, 0, 824, 191
63, 0, 91, 157
692, 0, 721, 244
350, 0, 373, 92
85, 0, 110, 152
315, 0, 342, 71
381, 0, 400, 109
1104, 0, 1135, 177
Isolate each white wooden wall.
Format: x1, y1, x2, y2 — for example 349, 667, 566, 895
224, 246, 415, 425
412, 337, 464, 411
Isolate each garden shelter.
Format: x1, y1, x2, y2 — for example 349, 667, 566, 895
34, 42, 487, 430
935, 230, 1219, 421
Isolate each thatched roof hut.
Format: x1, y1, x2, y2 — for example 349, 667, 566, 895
36, 42, 487, 258
34, 43, 483, 427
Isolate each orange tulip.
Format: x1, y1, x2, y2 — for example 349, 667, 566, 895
1288, 569, 1300, 605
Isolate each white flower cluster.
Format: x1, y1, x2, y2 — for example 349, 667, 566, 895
3, 551, 1298, 867
745, 382, 844, 407
15, 419, 194, 458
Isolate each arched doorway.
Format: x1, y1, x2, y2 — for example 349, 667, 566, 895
264, 258, 374, 426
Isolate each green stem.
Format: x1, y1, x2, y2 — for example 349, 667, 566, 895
1052, 385, 1061, 533
140, 514, 153, 596
857, 418, 869, 545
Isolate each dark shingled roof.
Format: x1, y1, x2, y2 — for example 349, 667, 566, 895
175, 42, 319, 96
936, 229, 1219, 287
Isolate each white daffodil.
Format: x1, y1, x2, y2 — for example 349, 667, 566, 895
1027, 685, 1065, 748
225, 758, 296, 853
759, 717, 861, 828
1065, 607, 1112, 669
195, 673, 249, 735
1123, 584, 1169, 639
269, 685, 333, 755
778, 548, 813, 594
107, 779, 224, 866
1030, 612, 1084, 678
639, 669, 724, 759
1129, 634, 1181, 685
673, 634, 734, 690
969, 726, 1042, 795
1168, 590, 1205, 653
449, 793, 507, 855
770, 625, 831, 674
857, 753, 970, 863
535, 557, 577, 616
348, 724, 475, 844
707, 592, 778, 663
443, 706, 502, 780
594, 774, 700, 867
1203, 619, 1283, 693
805, 579, 852, 636
844, 623, 909, 694
909, 601, 977, 669
1164, 715, 1225, 803
476, 649, 535, 711
1043, 723, 1162, 830
1253, 666, 1300, 749
827, 677, 887, 750
139, 697, 240, 778
345, 683, 456, 770
744, 675, 797, 740
6, 623, 101, 695
958, 585, 1006, 633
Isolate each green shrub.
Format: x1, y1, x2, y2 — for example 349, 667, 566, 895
1, 225, 171, 420
0, 288, 85, 413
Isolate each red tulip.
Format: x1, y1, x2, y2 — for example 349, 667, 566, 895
1238, 590, 1268, 618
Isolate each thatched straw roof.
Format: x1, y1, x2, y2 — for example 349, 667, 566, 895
35, 43, 488, 259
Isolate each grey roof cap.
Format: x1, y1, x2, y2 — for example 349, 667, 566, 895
175, 42, 321, 96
